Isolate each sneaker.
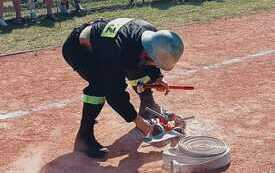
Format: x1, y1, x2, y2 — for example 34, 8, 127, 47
0, 18, 8, 27
29, 10, 38, 20
45, 14, 56, 21
75, 3, 86, 13
129, 0, 135, 6
14, 17, 25, 25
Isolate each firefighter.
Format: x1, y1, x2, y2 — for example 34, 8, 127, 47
62, 18, 184, 159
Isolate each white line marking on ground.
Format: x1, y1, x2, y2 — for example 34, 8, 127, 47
0, 98, 79, 120
0, 49, 274, 120
179, 49, 275, 75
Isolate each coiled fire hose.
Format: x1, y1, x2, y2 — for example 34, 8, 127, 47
163, 136, 231, 173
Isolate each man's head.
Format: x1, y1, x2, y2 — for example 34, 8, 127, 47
141, 30, 184, 71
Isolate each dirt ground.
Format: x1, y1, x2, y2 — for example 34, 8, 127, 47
0, 9, 274, 173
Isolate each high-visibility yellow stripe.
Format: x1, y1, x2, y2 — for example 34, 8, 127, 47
82, 95, 105, 105
128, 75, 151, 87
101, 18, 133, 38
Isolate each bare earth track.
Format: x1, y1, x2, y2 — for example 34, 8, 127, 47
0, 10, 275, 173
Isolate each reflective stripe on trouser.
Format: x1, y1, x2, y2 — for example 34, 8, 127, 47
127, 75, 151, 87
82, 94, 105, 105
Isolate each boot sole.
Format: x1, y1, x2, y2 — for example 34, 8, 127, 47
86, 151, 109, 161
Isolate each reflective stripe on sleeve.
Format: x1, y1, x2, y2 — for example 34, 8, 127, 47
127, 75, 151, 87
79, 25, 92, 40
82, 95, 105, 105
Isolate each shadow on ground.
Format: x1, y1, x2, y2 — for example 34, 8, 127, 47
39, 129, 162, 173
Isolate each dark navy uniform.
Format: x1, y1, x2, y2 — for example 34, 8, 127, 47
62, 18, 162, 123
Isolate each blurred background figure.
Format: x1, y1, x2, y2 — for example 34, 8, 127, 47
28, 0, 37, 19
27, 0, 55, 21
59, 0, 85, 15
0, 0, 23, 27
43, 0, 55, 20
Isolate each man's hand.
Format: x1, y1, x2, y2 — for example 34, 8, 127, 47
133, 115, 151, 135
154, 77, 170, 95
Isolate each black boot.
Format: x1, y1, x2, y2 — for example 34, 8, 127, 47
74, 126, 109, 159
74, 103, 109, 159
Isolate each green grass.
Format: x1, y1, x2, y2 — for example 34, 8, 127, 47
0, 0, 275, 54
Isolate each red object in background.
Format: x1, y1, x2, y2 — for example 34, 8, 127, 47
144, 84, 194, 90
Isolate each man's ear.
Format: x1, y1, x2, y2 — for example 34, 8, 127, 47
139, 51, 149, 60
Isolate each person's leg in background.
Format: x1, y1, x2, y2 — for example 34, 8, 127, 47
12, 0, 23, 24
0, 1, 8, 27
58, 0, 85, 15
28, 0, 37, 19
58, 0, 69, 15
44, 0, 55, 20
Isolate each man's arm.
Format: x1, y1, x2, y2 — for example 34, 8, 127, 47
104, 71, 151, 134
104, 70, 137, 123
